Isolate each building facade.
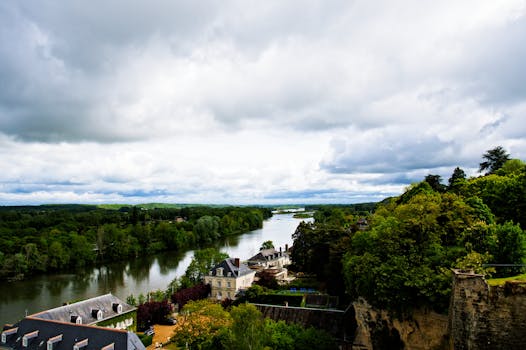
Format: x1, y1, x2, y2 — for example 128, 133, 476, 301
203, 258, 255, 300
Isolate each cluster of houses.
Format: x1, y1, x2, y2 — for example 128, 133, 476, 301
1, 245, 292, 350
204, 245, 292, 301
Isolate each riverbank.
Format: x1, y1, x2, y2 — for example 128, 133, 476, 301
0, 214, 311, 327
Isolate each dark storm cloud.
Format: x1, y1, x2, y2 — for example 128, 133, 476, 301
0, 0, 222, 142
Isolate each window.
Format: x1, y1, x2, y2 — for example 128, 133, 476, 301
101, 343, 114, 350
73, 338, 88, 350
47, 334, 63, 350
217, 281, 221, 287
227, 282, 231, 288
22, 331, 38, 347
91, 309, 103, 320
2, 328, 18, 344
112, 303, 123, 313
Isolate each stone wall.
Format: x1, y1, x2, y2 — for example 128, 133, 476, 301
448, 269, 526, 350
352, 298, 449, 350
253, 303, 356, 340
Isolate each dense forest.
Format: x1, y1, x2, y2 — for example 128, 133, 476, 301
292, 147, 526, 313
0, 205, 271, 280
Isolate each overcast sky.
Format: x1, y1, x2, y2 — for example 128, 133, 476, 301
1, 0, 525, 205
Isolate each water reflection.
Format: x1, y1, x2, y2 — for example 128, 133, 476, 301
46, 276, 74, 297
128, 256, 155, 281
1, 214, 309, 326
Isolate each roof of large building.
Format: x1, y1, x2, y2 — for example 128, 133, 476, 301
209, 258, 254, 278
1, 317, 144, 350
29, 294, 134, 326
248, 248, 288, 262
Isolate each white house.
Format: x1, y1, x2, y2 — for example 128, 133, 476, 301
203, 258, 255, 300
247, 247, 291, 269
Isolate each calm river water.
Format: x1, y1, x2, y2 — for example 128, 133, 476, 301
0, 213, 311, 326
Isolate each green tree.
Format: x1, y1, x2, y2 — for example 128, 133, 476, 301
171, 299, 232, 349
425, 174, 446, 192
48, 241, 70, 269
226, 303, 267, 350
126, 294, 137, 306
69, 233, 96, 267
260, 240, 274, 250
184, 248, 229, 286
23, 243, 46, 273
492, 221, 526, 276
194, 216, 221, 243
448, 167, 467, 192
343, 190, 484, 312
479, 146, 510, 174
496, 159, 526, 176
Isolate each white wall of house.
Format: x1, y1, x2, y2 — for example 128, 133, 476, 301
204, 271, 255, 300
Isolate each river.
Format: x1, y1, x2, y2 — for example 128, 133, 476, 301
0, 213, 311, 326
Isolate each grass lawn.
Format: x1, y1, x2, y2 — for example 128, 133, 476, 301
486, 273, 526, 286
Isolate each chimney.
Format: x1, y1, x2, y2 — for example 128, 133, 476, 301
234, 258, 240, 268
285, 244, 289, 252
279, 247, 282, 253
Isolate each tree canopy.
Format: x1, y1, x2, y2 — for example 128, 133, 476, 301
292, 148, 526, 313
0, 205, 270, 280
479, 146, 510, 174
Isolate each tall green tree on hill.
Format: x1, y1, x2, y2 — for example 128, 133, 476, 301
448, 167, 466, 192
479, 146, 510, 174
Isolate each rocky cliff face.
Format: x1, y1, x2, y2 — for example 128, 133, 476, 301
448, 270, 526, 350
256, 272, 526, 349
352, 298, 449, 350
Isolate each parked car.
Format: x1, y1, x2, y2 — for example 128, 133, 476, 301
144, 327, 155, 336
162, 317, 177, 325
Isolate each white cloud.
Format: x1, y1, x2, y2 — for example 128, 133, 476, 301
1, 0, 526, 204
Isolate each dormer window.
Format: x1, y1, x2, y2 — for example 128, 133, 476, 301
22, 330, 38, 347
112, 303, 123, 313
73, 338, 88, 350
101, 343, 115, 350
71, 315, 82, 324
227, 272, 232, 277
216, 267, 224, 276
1, 327, 18, 343
47, 334, 63, 350
91, 309, 103, 320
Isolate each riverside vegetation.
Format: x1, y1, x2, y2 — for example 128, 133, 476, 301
0, 205, 271, 280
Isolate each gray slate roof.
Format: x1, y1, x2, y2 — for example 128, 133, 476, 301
248, 249, 277, 262
248, 249, 288, 262
29, 294, 134, 325
210, 258, 253, 278
1, 317, 144, 350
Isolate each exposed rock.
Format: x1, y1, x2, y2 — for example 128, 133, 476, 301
448, 269, 526, 350
352, 298, 449, 350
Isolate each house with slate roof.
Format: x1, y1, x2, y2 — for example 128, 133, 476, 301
1, 294, 143, 350
203, 258, 255, 300
29, 294, 136, 332
247, 246, 290, 269
0, 316, 144, 350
